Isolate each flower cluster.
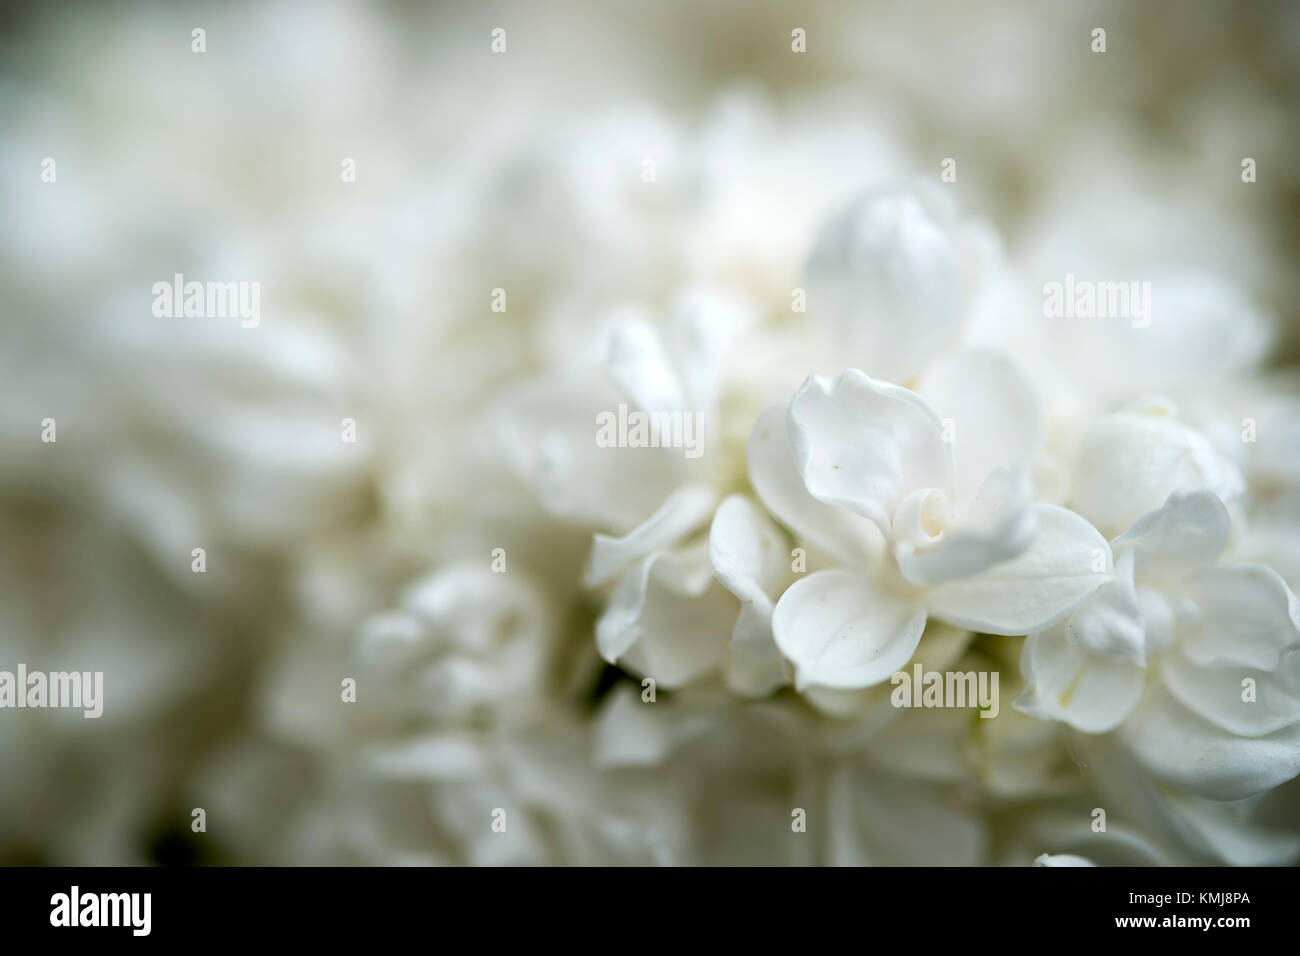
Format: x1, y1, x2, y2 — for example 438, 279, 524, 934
470, 178, 1300, 865
2, 1, 1297, 866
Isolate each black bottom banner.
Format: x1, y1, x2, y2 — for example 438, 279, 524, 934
0, 865, 1282, 943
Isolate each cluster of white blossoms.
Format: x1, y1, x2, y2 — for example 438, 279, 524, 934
454, 177, 1300, 865
2, 2, 1297, 866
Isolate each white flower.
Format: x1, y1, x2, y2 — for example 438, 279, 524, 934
585, 489, 793, 694
494, 287, 752, 533
356, 563, 556, 726
1069, 397, 1245, 539
804, 184, 1000, 384
1018, 489, 1300, 800
750, 355, 1109, 692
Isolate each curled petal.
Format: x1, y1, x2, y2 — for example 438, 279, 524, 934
747, 403, 881, 564
787, 368, 953, 538
896, 466, 1037, 586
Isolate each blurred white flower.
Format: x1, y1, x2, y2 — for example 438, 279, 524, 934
357, 563, 557, 727
804, 184, 1000, 384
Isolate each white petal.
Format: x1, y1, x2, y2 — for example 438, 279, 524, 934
747, 403, 880, 565
584, 484, 717, 588
1112, 489, 1230, 583
1033, 853, 1096, 867
708, 494, 793, 695
1122, 687, 1300, 801
1162, 789, 1300, 867
1072, 407, 1245, 538
805, 186, 966, 383
662, 286, 753, 414
1160, 646, 1300, 738
771, 568, 926, 691
725, 603, 793, 697
594, 547, 735, 687
896, 466, 1037, 586
1064, 547, 1146, 664
927, 504, 1111, 635
492, 376, 679, 531
805, 620, 971, 720
916, 348, 1044, 505
787, 369, 953, 537
1015, 626, 1144, 733
604, 316, 688, 415
708, 494, 791, 604
1177, 563, 1300, 670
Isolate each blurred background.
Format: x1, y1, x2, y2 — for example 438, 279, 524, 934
0, 0, 1297, 864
